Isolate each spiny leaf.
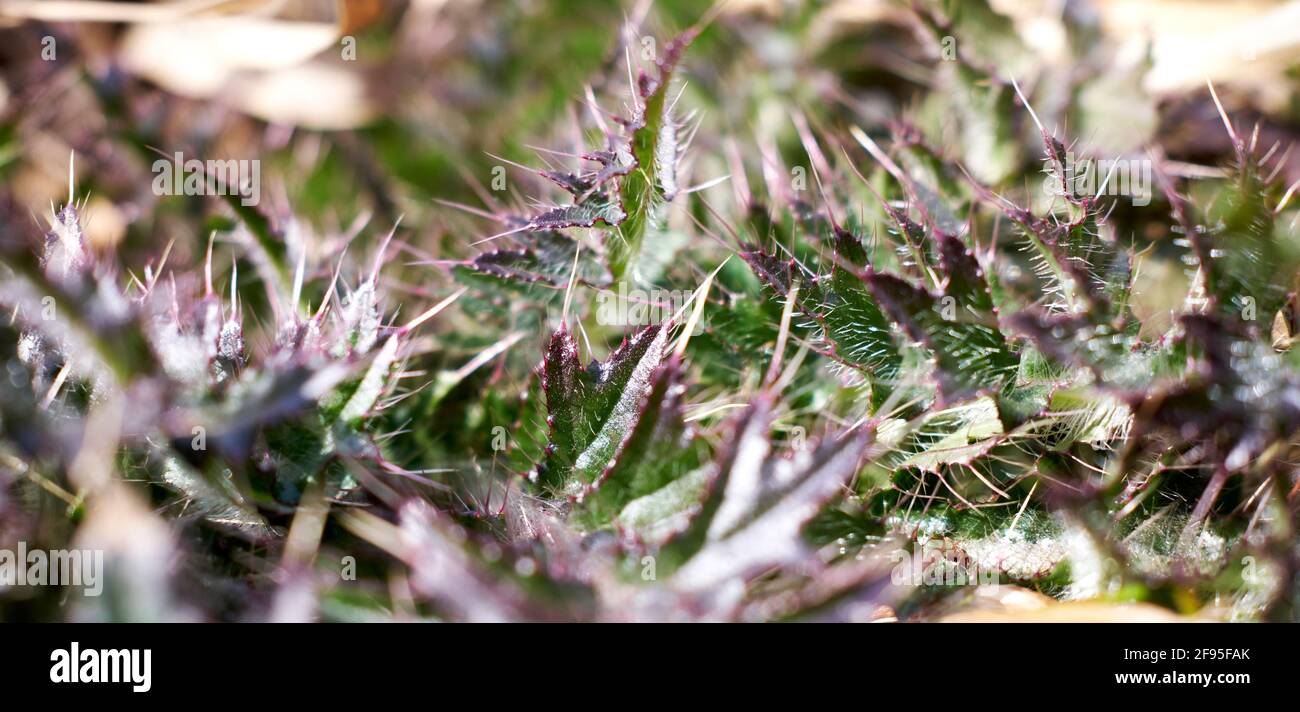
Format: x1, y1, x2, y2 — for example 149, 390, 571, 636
739, 246, 903, 404
0, 248, 160, 383
456, 231, 608, 290
616, 467, 712, 546
1121, 314, 1300, 475
662, 395, 871, 590
531, 199, 627, 231
654, 395, 777, 573
576, 357, 705, 528
821, 267, 905, 385
865, 261, 1018, 405
217, 190, 291, 303
1006, 205, 1114, 317
534, 322, 671, 496
153, 451, 276, 542
1194, 148, 1293, 326
1006, 309, 1146, 389
607, 30, 695, 281
335, 335, 401, 424
892, 126, 969, 235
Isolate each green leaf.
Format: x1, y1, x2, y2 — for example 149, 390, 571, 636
616, 467, 711, 545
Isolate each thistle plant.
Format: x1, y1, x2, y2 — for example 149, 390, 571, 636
0, 0, 1297, 624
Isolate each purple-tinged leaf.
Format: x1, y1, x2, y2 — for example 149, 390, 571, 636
866, 268, 1017, 404
534, 323, 671, 496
